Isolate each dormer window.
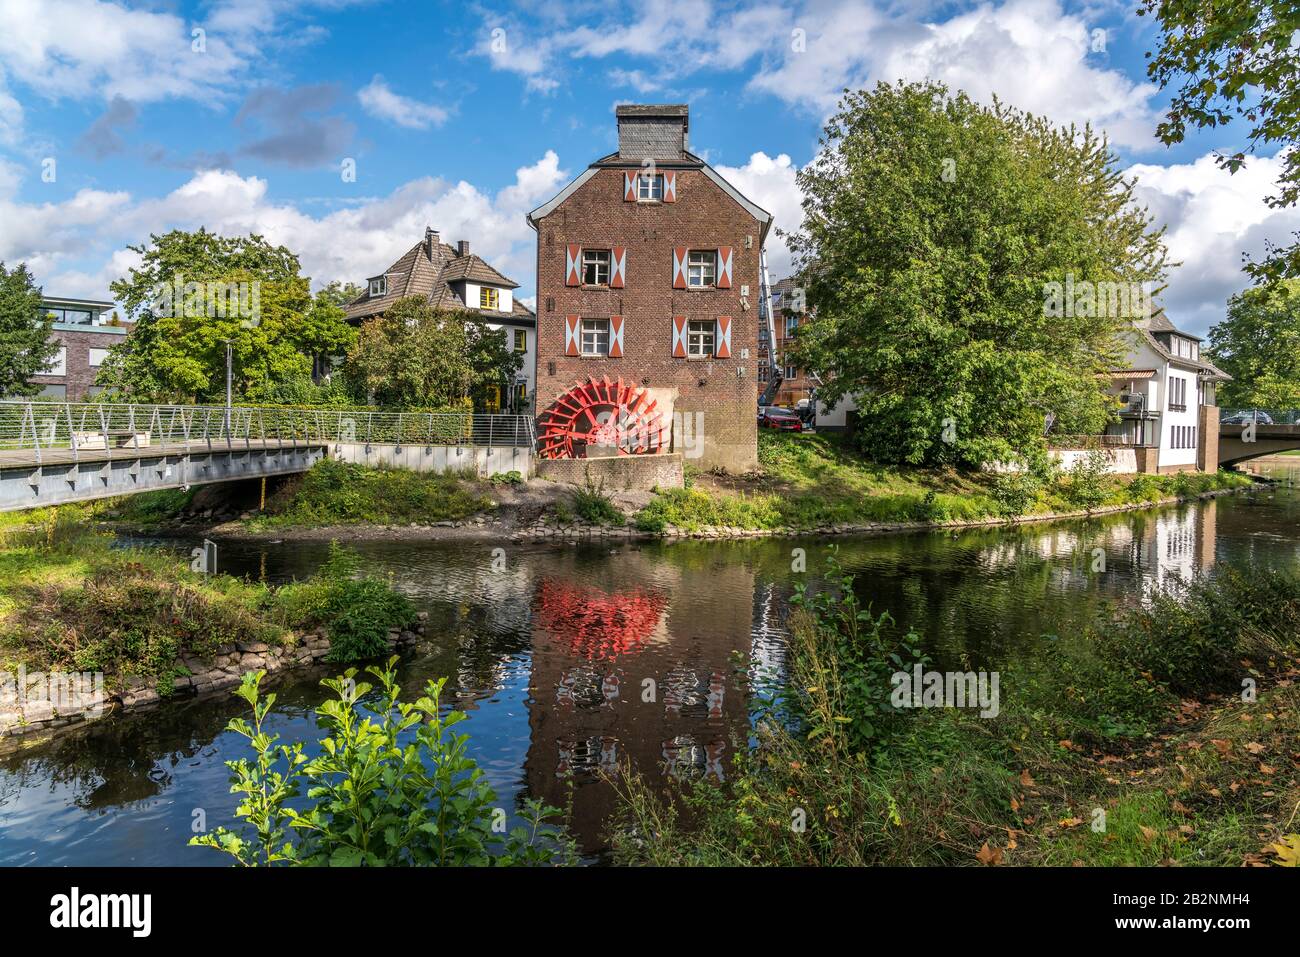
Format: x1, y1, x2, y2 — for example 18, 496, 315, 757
637, 173, 663, 202
369, 276, 387, 297
480, 286, 500, 310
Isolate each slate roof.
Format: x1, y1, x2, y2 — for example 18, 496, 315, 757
1133, 311, 1230, 381
343, 228, 532, 325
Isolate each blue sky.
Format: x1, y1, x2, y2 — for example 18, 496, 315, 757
0, 0, 1293, 336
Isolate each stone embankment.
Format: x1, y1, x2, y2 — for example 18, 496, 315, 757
0, 614, 429, 746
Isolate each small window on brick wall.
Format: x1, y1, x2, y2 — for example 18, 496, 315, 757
583, 250, 610, 286
687, 319, 715, 357
582, 318, 610, 356
638, 174, 663, 201
687, 251, 715, 289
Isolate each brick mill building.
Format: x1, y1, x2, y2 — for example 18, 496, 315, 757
527, 104, 773, 471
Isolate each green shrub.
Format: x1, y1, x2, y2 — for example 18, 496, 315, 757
324, 578, 416, 662
260, 460, 490, 526
990, 472, 1042, 517
778, 551, 929, 756
572, 482, 623, 525
1059, 448, 1110, 510
271, 543, 415, 662
191, 661, 574, 866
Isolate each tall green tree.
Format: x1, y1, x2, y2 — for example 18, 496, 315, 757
787, 82, 1169, 467
1141, 0, 1300, 280
344, 298, 522, 409
96, 229, 355, 403
0, 262, 58, 398
1208, 278, 1300, 407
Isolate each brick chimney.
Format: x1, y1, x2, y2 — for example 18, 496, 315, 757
616, 104, 689, 161
424, 226, 439, 259
457, 239, 470, 257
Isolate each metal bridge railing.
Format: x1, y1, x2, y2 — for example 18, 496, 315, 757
0, 401, 535, 465
1218, 408, 1300, 426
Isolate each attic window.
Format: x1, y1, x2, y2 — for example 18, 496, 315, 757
369, 277, 387, 297
637, 174, 663, 202
480, 286, 500, 310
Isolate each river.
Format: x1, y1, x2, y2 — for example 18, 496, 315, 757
2, 459, 1298, 865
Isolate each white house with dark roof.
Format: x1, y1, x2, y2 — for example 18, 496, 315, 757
1099, 312, 1230, 472
344, 227, 536, 412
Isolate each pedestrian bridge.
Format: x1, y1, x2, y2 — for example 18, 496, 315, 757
0, 401, 533, 512
1218, 409, 1300, 466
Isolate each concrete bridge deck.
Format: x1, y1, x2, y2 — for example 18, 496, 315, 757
1219, 419, 1300, 466
0, 440, 328, 512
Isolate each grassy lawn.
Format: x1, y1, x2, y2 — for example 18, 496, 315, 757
633, 431, 1253, 533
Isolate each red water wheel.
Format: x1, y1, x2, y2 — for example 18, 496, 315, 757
538, 376, 666, 459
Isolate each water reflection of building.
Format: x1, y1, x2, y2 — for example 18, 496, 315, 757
523, 548, 756, 853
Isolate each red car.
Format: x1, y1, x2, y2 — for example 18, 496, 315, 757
759, 407, 803, 431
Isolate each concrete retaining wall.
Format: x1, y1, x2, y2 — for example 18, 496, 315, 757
1050, 447, 1138, 474
535, 452, 683, 490
331, 441, 532, 478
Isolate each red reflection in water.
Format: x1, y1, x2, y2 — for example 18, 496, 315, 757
535, 579, 666, 660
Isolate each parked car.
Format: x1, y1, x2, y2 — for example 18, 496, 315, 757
759, 407, 803, 431
1221, 410, 1274, 425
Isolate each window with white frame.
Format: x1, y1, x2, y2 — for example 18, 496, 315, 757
784, 315, 799, 337
687, 319, 715, 357
582, 250, 610, 286
581, 318, 610, 356
758, 363, 769, 383
637, 173, 663, 201
785, 361, 797, 379
369, 276, 387, 297
687, 251, 715, 289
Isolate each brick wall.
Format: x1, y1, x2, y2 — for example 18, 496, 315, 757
534, 167, 760, 472
536, 451, 683, 491
30, 329, 121, 400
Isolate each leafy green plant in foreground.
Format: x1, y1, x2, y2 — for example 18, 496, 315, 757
192, 659, 574, 866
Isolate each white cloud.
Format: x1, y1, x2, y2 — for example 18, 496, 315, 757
1, 153, 569, 303
714, 151, 804, 280
0, 0, 371, 128
478, 0, 1161, 152
357, 76, 450, 130
1129, 150, 1300, 336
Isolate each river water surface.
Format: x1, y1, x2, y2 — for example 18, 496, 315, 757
3, 459, 1299, 864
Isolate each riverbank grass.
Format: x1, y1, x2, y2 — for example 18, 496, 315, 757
0, 520, 415, 693
610, 559, 1300, 867
249, 459, 492, 528
634, 432, 1254, 533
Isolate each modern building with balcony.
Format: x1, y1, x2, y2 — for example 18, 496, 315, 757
30, 296, 127, 401
1096, 312, 1229, 473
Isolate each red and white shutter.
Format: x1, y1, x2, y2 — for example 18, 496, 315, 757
624, 172, 637, 202
716, 315, 732, 358
716, 247, 733, 289
671, 316, 687, 357
565, 245, 582, 287
564, 315, 580, 356
609, 315, 624, 357
672, 247, 688, 289
663, 170, 677, 203
610, 246, 627, 288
